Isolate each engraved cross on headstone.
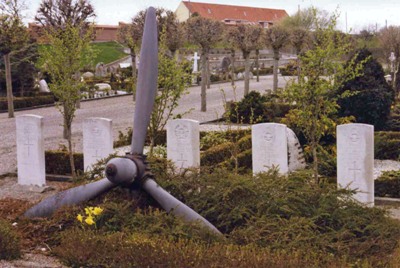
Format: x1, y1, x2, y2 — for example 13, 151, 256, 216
349, 161, 361, 180
23, 127, 34, 156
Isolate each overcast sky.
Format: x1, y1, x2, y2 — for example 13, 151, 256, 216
22, 0, 400, 33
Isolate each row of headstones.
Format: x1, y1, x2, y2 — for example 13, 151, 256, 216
167, 120, 374, 207
16, 115, 113, 187
16, 115, 374, 206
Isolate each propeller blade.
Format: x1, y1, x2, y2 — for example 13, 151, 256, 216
24, 178, 116, 218
131, 7, 158, 155
142, 178, 222, 235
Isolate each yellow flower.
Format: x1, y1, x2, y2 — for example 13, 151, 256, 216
76, 214, 83, 223
92, 207, 103, 216
85, 216, 95, 225
85, 207, 91, 216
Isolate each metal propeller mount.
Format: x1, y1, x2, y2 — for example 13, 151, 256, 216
24, 7, 221, 235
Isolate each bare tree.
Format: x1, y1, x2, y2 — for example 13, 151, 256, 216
265, 25, 289, 92
0, 0, 28, 118
186, 16, 223, 112
118, 8, 184, 98
227, 24, 263, 95
290, 27, 309, 79
35, 0, 95, 32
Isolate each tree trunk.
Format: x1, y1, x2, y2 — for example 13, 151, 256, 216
206, 54, 211, 89
273, 48, 280, 92
244, 51, 250, 96
75, 71, 81, 109
4, 54, 14, 118
201, 50, 207, 112
296, 49, 301, 83
255, 49, 260, 82
66, 125, 76, 180
230, 49, 235, 86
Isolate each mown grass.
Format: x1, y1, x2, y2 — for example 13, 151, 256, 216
91, 41, 128, 64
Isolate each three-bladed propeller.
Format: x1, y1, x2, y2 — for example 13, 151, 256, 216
24, 7, 221, 235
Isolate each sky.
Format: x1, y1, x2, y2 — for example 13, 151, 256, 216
22, 0, 400, 33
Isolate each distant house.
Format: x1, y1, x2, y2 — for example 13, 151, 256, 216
175, 1, 288, 28
28, 23, 125, 43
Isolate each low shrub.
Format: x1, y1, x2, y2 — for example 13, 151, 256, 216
0, 94, 55, 111
55, 230, 361, 268
45, 150, 84, 175
226, 91, 269, 123
201, 133, 251, 167
257, 67, 273, 75
375, 131, 400, 160
375, 170, 400, 198
0, 219, 21, 260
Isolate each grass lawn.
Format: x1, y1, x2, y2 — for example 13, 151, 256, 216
91, 41, 128, 64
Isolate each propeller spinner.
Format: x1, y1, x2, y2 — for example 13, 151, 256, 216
24, 7, 221, 235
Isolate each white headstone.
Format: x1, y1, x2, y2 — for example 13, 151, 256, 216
192, 52, 200, 73
237, 72, 244, 80
83, 118, 113, 171
82, 72, 94, 79
287, 127, 306, 172
94, 83, 112, 92
337, 123, 374, 206
38, 79, 50, 93
16, 114, 46, 186
252, 123, 288, 174
167, 119, 200, 171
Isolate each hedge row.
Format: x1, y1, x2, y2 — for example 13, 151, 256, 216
375, 131, 400, 160
375, 170, 400, 198
0, 95, 55, 111
201, 134, 251, 167
45, 150, 84, 175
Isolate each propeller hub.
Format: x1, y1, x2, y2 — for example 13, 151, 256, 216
105, 157, 138, 186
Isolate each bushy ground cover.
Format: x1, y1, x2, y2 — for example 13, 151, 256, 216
2, 159, 400, 267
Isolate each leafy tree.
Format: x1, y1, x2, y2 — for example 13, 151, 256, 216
227, 24, 263, 95
280, 7, 330, 31
186, 16, 223, 111
39, 23, 94, 179
148, 29, 190, 154
265, 25, 289, 92
338, 49, 394, 130
0, 0, 28, 117
282, 12, 364, 180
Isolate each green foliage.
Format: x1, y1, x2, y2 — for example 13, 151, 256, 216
157, 169, 400, 261
39, 22, 95, 178
374, 132, 400, 160
148, 28, 190, 154
0, 219, 21, 260
45, 150, 83, 175
375, 170, 400, 198
226, 91, 268, 124
338, 49, 394, 130
281, 11, 362, 178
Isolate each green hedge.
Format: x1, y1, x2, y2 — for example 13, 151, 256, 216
201, 134, 251, 167
375, 131, 400, 160
0, 94, 55, 111
45, 150, 84, 175
375, 170, 400, 198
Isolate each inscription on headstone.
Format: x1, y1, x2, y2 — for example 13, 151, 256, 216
337, 124, 374, 206
83, 118, 113, 171
16, 114, 46, 186
167, 119, 200, 171
252, 123, 288, 174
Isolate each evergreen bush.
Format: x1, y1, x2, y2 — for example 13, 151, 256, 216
0, 220, 21, 260
338, 49, 394, 130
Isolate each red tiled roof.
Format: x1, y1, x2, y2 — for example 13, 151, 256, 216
183, 1, 288, 23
